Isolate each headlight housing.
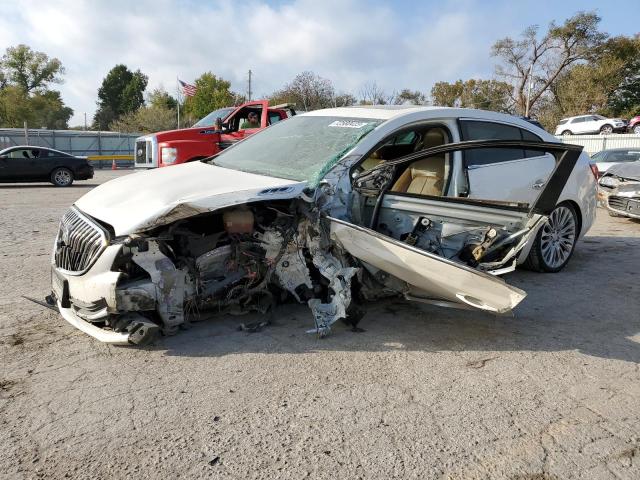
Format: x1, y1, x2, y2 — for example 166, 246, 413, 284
161, 147, 178, 165
599, 176, 619, 188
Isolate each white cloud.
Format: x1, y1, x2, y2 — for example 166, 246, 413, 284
0, 0, 499, 125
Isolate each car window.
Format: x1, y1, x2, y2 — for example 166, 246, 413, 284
558, 119, 568, 125
460, 121, 530, 165
8, 149, 38, 159
590, 151, 605, 162
268, 112, 282, 125
609, 151, 640, 163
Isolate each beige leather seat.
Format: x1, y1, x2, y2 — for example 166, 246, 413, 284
391, 128, 447, 196
360, 151, 384, 171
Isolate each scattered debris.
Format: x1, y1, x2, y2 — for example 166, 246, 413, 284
208, 456, 220, 466
466, 357, 499, 369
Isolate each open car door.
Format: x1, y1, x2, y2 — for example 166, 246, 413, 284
334, 139, 583, 314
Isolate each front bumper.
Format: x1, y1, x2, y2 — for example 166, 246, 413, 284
56, 299, 130, 344
51, 244, 125, 342
607, 195, 640, 219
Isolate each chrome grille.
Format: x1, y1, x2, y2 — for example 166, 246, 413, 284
608, 196, 628, 210
54, 208, 108, 274
135, 140, 148, 164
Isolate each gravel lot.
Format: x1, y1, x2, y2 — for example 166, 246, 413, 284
1, 169, 639, 479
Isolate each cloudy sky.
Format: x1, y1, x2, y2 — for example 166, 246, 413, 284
0, 0, 636, 126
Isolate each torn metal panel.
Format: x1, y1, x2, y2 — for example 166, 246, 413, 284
132, 243, 187, 332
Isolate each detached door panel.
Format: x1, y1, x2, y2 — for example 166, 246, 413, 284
330, 217, 526, 314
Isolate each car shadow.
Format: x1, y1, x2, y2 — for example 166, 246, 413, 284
157, 233, 640, 364
0, 183, 99, 189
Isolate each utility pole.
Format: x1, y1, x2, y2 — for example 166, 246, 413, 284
525, 64, 533, 117
84, 113, 87, 131
247, 69, 252, 101
24, 121, 29, 145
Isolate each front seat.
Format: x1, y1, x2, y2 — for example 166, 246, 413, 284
391, 128, 447, 196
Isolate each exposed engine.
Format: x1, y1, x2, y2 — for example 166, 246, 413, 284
113, 201, 359, 343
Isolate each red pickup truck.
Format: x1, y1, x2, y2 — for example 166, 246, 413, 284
134, 100, 295, 168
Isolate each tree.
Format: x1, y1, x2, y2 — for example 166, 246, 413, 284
148, 87, 178, 110
0, 44, 64, 93
431, 79, 513, 112
94, 65, 148, 129
358, 81, 388, 105
393, 89, 427, 105
183, 72, 235, 120
0, 85, 72, 128
0, 45, 72, 128
110, 105, 176, 134
269, 71, 336, 111
492, 12, 608, 115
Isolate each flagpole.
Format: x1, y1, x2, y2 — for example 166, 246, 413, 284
176, 77, 181, 129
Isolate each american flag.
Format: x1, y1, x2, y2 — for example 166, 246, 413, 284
178, 79, 197, 97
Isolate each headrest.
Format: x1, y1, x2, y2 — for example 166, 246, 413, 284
422, 128, 447, 149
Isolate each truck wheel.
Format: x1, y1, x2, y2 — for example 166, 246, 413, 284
51, 168, 74, 187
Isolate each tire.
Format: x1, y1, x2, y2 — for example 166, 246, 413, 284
634, 125, 640, 135
50, 167, 74, 187
561, 130, 572, 136
599, 124, 613, 135
524, 203, 578, 273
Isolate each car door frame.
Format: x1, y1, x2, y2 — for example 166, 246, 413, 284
342, 139, 583, 312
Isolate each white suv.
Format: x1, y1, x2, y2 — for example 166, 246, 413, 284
555, 115, 627, 136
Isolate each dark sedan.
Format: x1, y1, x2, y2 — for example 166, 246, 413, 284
0, 146, 93, 186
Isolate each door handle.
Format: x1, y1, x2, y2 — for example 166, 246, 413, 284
532, 179, 546, 190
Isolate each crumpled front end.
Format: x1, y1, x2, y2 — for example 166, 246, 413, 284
50, 202, 361, 345
599, 173, 640, 219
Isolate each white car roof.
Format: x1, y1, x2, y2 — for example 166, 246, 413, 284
300, 105, 553, 140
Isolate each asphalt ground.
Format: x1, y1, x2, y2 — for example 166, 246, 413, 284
1, 169, 639, 479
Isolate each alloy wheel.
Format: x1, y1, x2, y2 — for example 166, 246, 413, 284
54, 169, 72, 186
540, 206, 576, 269
600, 125, 613, 134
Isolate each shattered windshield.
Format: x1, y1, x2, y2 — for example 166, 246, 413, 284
210, 115, 381, 183
193, 107, 234, 127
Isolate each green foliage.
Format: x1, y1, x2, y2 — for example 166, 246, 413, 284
0, 45, 72, 128
183, 72, 235, 119
110, 105, 177, 134
431, 79, 513, 112
1, 44, 64, 93
0, 85, 72, 128
94, 64, 148, 129
148, 88, 178, 110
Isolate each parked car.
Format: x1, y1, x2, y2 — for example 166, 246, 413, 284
589, 148, 640, 175
598, 162, 640, 218
0, 146, 93, 186
627, 115, 640, 134
49, 106, 596, 345
554, 115, 627, 136
134, 100, 295, 168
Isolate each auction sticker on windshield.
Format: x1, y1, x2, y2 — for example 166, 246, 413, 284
328, 120, 372, 128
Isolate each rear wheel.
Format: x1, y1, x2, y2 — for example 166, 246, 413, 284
561, 130, 572, 136
600, 124, 613, 134
50, 167, 74, 187
524, 203, 578, 273
633, 125, 640, 135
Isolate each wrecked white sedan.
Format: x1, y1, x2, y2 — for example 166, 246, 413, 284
49, 106, 597, 345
